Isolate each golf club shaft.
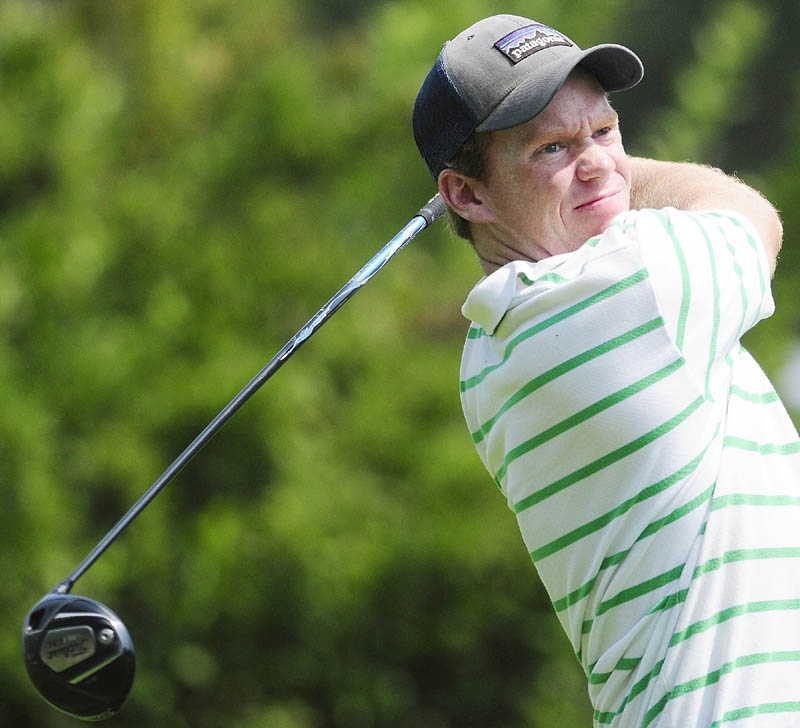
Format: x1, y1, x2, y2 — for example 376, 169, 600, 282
54, 194, 446, 595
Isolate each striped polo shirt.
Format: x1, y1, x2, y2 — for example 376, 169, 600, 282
459, 207, 800, 726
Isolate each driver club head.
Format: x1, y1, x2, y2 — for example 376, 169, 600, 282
22, 593, 135, 721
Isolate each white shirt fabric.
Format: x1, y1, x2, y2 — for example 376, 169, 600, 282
459, 208, 800, 727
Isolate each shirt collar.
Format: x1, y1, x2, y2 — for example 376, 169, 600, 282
461, 263, 521, 334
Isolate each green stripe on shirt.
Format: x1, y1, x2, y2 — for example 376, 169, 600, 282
533, 452, 710, 563
519, 271, 567, 286
549, 481, 714, 611
711, 492, 800, 510
584, 550, 800, 712
472, 318, 664, 444
729, 385, 780, 403
497, 357, 686, 490
647, 554, 800, 640
670, 599, 800, 648
691, 547, 800, 582
589, 656, 642, 686
654, 210, 691, 352
723, 231, 752, 340
710, 701, 800, 727
460, 268, 650, 392
723, 436, 800, 455
594, 658, 666, 723
595, 565, 686, 619
690, 215, 722, 401
643, 651, 800, 727
599, 646, 800, 725
706, 211, 767, 299
509, 392, 703, 509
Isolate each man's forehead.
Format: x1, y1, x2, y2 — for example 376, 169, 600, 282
532, 102, 617, 136
524, 76, 616, 137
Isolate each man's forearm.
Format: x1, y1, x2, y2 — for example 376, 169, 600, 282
629, 157, 783, 273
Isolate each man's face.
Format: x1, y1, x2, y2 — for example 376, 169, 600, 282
474, 69, 632, 262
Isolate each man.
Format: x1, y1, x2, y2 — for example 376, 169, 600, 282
413, 14, 799, 727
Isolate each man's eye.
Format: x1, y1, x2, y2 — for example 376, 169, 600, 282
595, 126, 612, 137
542, 142, 561, 154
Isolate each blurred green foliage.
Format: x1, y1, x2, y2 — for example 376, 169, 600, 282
2, 0, 799, 726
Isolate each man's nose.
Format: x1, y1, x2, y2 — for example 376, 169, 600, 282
575, 143, 615, 182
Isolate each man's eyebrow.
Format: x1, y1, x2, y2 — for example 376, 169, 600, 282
590, 109, 620, 128
530, 110, 619, 142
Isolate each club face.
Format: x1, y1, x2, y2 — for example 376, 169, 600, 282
22, 593, 135, 721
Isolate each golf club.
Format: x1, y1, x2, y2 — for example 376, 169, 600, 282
22, 193, 447, 721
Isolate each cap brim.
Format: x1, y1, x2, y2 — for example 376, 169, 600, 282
476, 43, 643, 132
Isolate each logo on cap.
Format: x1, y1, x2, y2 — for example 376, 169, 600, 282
494, 23, 573, 64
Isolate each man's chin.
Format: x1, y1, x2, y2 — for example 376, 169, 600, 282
576, 201, 628, 239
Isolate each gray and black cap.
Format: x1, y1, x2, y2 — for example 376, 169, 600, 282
412, 15, 644, 179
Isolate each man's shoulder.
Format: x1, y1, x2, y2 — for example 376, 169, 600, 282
461, 244, 654, 340
607, 207, 758, 241
461, 207, 763, 338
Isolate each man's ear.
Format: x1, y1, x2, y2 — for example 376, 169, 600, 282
437, 169, 495, 224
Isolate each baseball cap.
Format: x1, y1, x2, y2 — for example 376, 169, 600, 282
412, 15, 643, 178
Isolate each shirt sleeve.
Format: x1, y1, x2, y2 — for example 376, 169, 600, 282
618, 207, 775, 399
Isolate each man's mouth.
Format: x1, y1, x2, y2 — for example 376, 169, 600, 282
574, 190, 622, 211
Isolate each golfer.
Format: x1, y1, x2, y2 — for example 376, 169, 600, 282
413, 14, 800, 727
